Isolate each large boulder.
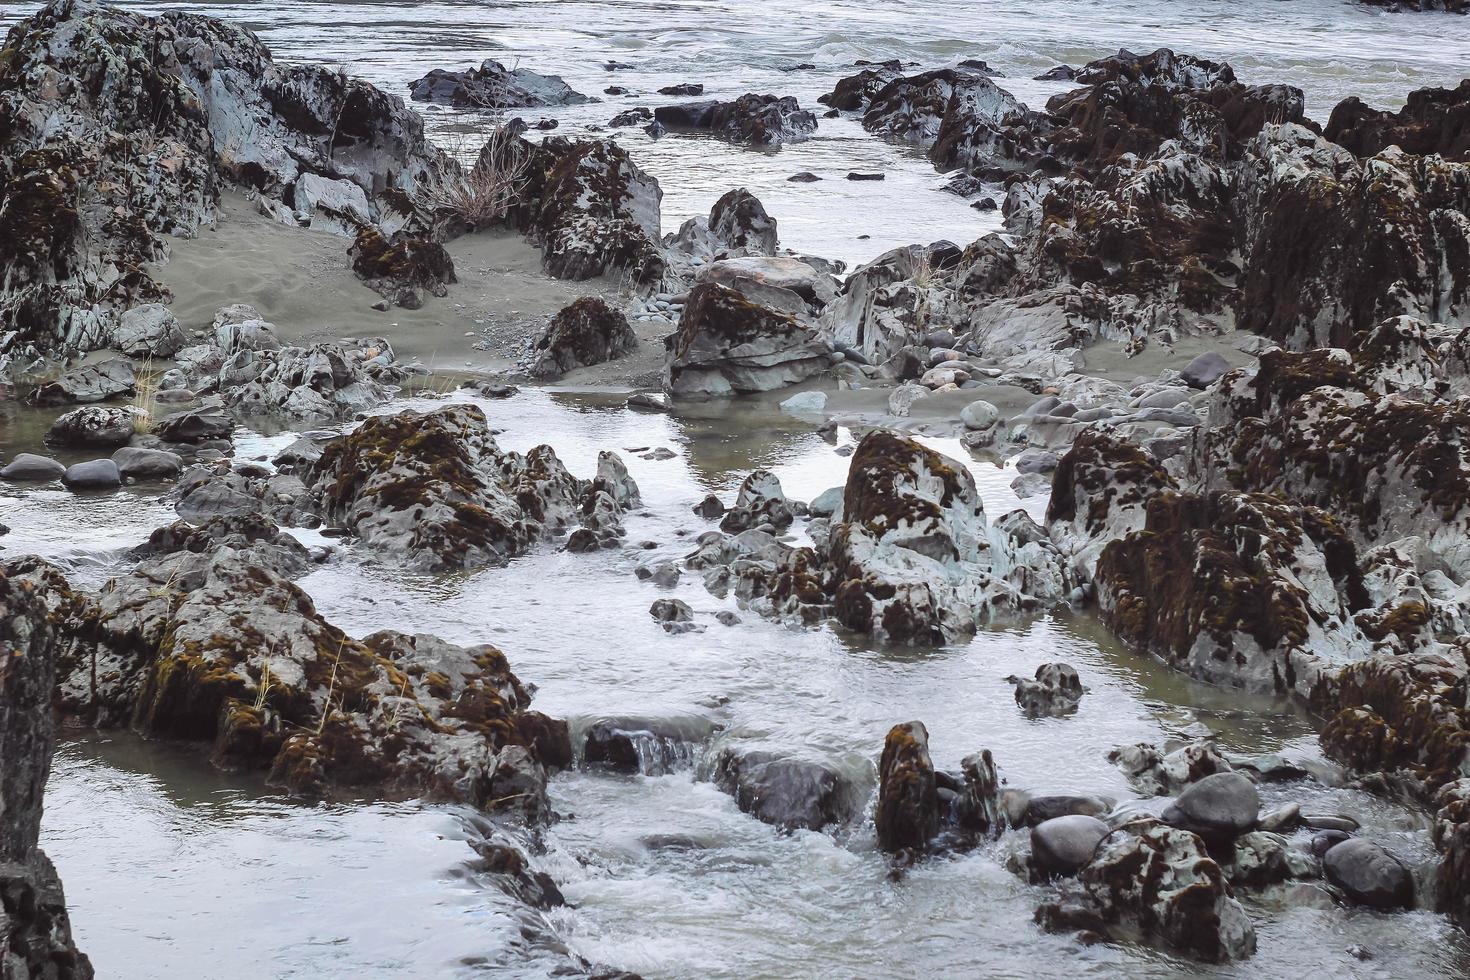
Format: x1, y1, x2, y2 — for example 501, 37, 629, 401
0, 0, 453, 355
1322, 838, 1416, 910
31, 358, 135, 405
46, 405, 135, 448
1324, 79, 1470, 162
112, 303, 188, 357
654, 94, 818, 146
349, 226, 456, 309
664, 282, 830, 397
666, 188, 780, 262
875, 721, 940, 853
711, 746, 863, 832
308, 404, 637, 570
528, 297, 637, 378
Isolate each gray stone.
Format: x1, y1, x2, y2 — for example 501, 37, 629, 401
1031, 814, 1110, 875
808, 486, 844, 518
1138, 387, 1190, 409
113, 303, 188, 357
1180, 351, 1231, 388
62, 459, 122, 489
112, 447, 183, 480
1323, 839, 1414, 910
1, 454, 65, 482
1014, 449, 1061, 474
960, 399, 1000, 431
1162, 771, 1259, 842
32, 359, 135, 405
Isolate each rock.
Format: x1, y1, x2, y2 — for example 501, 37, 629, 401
1015, 449, 1060, 474
1227, 831, 1317, 889
528, 297, 638, 378
1011, 472, 1050, 499
658, 83, 704, 96
1323, 839, 1415, 910
113, 303, 188, 357
1162, 772, 1259, 843
654, 94, 817, 146
308, 404, 635, 569
875, 721, 939, 853
581, 715, 715, 775
31, 359, 136, 405
818, 60, 905, 111
130, 513, 313, 580
608, 107, 653, 127
665, 282, 831, 397
110, 446, 184, 480
1008, 662, 1085, 717
1076, 823, 1256, 962
408, 60, 591, 109
788, 172, 821, 182
719, 470, 794, 532
0, 0, 453, 354
154, 407, 234, 444
1, 453, 66, 482
693, 494, 726, 520
213, 305, 282, 353
214, 340, 395, 421
634, 561, 681, 588
1257, 803, 1301, 833
0, 563, 95, 978
1023, 795, 1112, 825
46, 406, 135, 448
1180, 351, 1231, 388
779, 391, 827, 414
807, 486, 844, 518
1032, 815, 1111, 876
1109, 740, 1235, 796
846, 171, 884, 181
349, 226, 456, 308
1324, 79, 1470, 161
960, 399, 1000, 431
712, 747, 862, 832
650, 598, 693, 623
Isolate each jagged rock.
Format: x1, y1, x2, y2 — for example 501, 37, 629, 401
154, 407, 233, 443
818, 60, 904, 111
528, 297, 637, 378
0, 563, 94, 979
711, 746, 863, 832
1324, 79, 1470, 161
1323, 839, 1415, 910
349, 226, 456, 309
654, 94, 817, 146
0, 0, 453, 355
875, 721, 939, 853
1109, 739, 1234, 796
666, 188, 779, 261
698, 255, 837, 315
213, 305, 281, 353
131, 513, 312, 580
112, 303, 188, 357
608, 107, 653, 127
1073, 823, 1256, 962
1032, 815, 1110, 876
31, 358, 135, 405
516, 138, 665, 284
664, 282, 830, 397
718, 470, 793, 533
1161, 771, 1259, 844
408, 60, 591, 109
1226, 831, 1318, 889
1007, 662, 1085, 717
45, 405, 134, 448
308, 404, 635, 570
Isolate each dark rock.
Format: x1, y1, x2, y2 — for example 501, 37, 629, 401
46, 406, 134, 448
1, 453, 66, 481
409, 60, 591, 109
649, 598, 693, 622
875, 721, 939, 853
1008, 662, 1085, 717
1311, 830, 1353, 857
112, 446, 184, 480
788, 172, 822, 182
609, 107, 653, 127
693, 494, 726, 520
1324, 79, 1470, 161
712, 747, 861, 832
154, 407, 234, 444
655, 94, 818, 146
658, 83, 704, 96
1023, 795, 1112, 826
1035, 65, 1078, 81
529, 297, 637, 378
1323, 839, 1415, 910
349, 227, 456, 308
846, 171, 885, 181
582, 716, 715, 775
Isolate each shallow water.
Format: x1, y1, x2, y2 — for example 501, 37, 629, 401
3, 0, 1467, 266
3, 0, 1470, 974
11, 389, 1470, 978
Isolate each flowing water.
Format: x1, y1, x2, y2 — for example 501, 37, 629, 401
3, 0, 1470, 976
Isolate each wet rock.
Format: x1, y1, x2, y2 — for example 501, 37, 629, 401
658, 83, 704, 96
654, 94, 818, 146
213, 305, 282, 354
1110, 739, 1233, 796
1023, 795, 1112, 825
1227, 831, 1318, 889
650, 598, 693, 623
846, 171, 884, 181
712, 746, 863, 832
875, 721, 939, 853
719, 470, 794, 533
528, 297, 637, 378
112, 447, 184, 480
131, 513, 313, 580
1032, 815, 1110, 876
1323, 839, 1415, 910
582, 715, 715, 775
46, 406, 135, 448
1076, 823, 1256, 962
154, 407, 234, 444
408, 59, 591, 109
693, 494, 726, 520
788, 172, 821, 182
664, 282, 831, 397
1, 453, 66, 482
308, 404, 635, 570
1007, 663, 1085, 717
1161, 771, 1259, 843
667, 188, 780, 261
0, 564, 95, 979
1311, 830, 1353, 857
349, 226, 456, 309
113, 303, 188, 358
634, 561, 681, 588
32, 359, 136, 405
608, 107, 653, 127
60, 458, 121, 490
818, 61, 905, 111
960, 399, 1000, 431
1325, 79, 1470, 161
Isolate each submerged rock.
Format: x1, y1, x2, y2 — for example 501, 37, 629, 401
581, 715, 716, 775
712, 746, 864, 832
408, 59, 591, 109
1007, 662, 1085, 717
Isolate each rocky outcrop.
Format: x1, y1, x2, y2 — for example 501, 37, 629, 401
664, 282, 830, 397
653, 94, 817, 146
1324, 79, 1469, 161
349, 226, 456, 309
0, 0, 453, 356
527, 297, 637, 378
408, 60, 591, 109
308, 404, 638, 569
5, 552, 567, 821
0, 565, 95, 979
665, 189, 779, 262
